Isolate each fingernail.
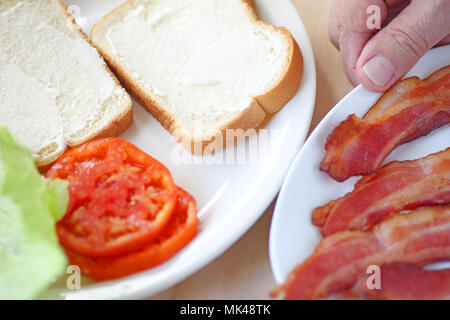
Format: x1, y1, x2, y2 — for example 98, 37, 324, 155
362, 55, 395, 87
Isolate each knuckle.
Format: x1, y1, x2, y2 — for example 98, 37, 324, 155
386, 27, 430, 58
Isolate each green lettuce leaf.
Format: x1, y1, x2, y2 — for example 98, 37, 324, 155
0, 127, 68, 299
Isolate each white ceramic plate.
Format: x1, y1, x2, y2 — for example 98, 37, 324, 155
42, 0, 316, 299
269, 45, 450, 285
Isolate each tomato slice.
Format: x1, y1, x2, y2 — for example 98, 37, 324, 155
47, 138, 177, 257
63, 187, 198, 281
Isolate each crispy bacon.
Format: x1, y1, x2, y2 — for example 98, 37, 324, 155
348, 263, 450, 300
321, 65, 450, 182
313, 148, 450, 236
278, 206, 450, 300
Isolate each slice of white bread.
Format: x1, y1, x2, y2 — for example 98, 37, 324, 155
91, 0, 303, 154
0, 0, 133, 169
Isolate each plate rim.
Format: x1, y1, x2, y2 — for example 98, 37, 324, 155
269, 84, 364, 284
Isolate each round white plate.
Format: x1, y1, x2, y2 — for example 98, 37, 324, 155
43, 0, 316, 299
269, 45, 450, 285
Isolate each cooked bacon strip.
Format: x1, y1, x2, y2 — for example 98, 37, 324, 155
321, 65, 450, 182
313, 148, 450, 237
277, 206, 450, 300
348, 263, 450, 300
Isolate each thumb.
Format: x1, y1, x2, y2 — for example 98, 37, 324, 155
355, 0, 450, 92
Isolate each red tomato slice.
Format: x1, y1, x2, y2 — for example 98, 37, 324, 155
47, 138, 177, 257
63, 187, 198, 281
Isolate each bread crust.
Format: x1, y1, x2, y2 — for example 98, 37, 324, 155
242, 0, 257, 13
38, 106, 133, 174
33, 0, 134, 171
91, 0, 303, 155
256, 27, 304, 113
183, 100, 266, 155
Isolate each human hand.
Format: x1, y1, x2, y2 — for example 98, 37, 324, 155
329, 0, 450, 92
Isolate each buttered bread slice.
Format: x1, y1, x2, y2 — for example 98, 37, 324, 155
0, 0, 132, 168
91, 0, 302, 154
